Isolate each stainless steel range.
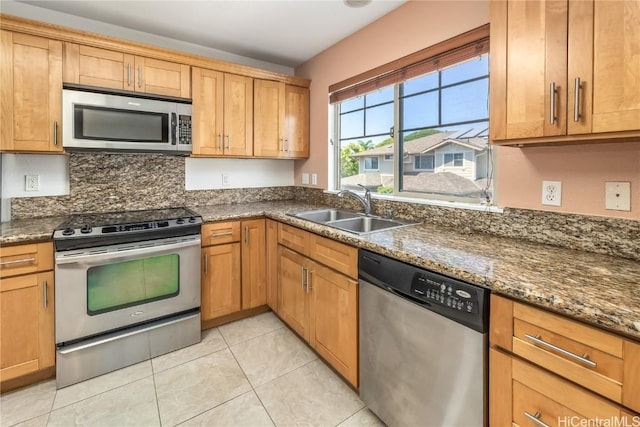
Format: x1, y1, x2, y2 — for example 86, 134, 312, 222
53, 207, 202, 388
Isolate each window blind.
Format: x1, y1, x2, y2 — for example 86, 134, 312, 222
329, 24, 489, 104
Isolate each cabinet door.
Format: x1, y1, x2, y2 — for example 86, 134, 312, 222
134, 56, 190, 98
591, 0, 640, 133
223, 74, 253, 156
0, 272, 54, 382
254, 80, 285, 157
504, 0, 567, 139
1, 31, 62, 152
308, 261, 358, 387
277, 246, 309, 340
265, 219, 279, 312
241, 219, 267, 309
63, 44, 134, 91
284, 85, 309, 158
201, 243, 241, 321
192, 67, 225, 156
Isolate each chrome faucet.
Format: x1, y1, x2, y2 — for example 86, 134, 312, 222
338, 184, 372, 216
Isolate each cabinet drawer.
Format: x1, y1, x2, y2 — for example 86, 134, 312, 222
512, 356, 625, 426
278, 223, 308, 255
308, 233, 357, 279
0, 242, 53, 278
491, 295, 640, 412
202, 222, 240, 246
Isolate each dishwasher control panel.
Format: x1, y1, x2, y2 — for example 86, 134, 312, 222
411, 273, 479, 314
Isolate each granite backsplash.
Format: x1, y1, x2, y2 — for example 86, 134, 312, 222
9, 153, 639, 261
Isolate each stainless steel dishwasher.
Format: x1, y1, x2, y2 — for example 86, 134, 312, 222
359, 249, 489, 427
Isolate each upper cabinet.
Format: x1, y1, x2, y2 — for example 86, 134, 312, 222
64, 44, 190, 98
254, 80, 309, 158
191, 68, 253, 156
1, 31, 63, 153
490, 0, 640, 145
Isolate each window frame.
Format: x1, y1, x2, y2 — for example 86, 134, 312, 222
443, 152, 465, 168
332, 25, 494, 207
414, 154, 435, 171
363, 156, 380, 171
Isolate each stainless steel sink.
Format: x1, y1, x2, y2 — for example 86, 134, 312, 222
291, 209, 419, 235
293, 209, 361, 223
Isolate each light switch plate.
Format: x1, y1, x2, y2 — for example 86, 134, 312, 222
301, 173, 309, 185
311, 173, 318, 186
605, 181, 631, 211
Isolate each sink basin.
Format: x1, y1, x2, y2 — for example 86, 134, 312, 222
293, 209, 361, 223
291, 209, 418, 235
327, 216, 410, 234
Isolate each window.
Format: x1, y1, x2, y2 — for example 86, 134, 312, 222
414, 155, 434, 170
444, 153, 464, 167
332, 26, 493, 204
364, 157, 379, 171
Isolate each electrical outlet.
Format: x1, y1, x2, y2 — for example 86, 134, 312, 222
221, 173, 230, 187
541, 181, 562, 206
301, 173, 309, 185
311, 173, 318, 186
605, 181, 631, 211
25, 175, 40, 192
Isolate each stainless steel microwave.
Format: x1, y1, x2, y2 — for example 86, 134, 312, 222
62, 88, 192, 154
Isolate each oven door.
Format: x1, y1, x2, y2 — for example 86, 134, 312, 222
55, 235, 200, 344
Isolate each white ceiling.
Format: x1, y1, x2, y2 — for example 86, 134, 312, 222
17, 0, 406, 68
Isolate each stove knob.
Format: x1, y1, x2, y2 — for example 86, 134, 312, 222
188, 217, 197, 223
176, 218, 185, 224
62, 228, 75, 236
80, 225, 92, 234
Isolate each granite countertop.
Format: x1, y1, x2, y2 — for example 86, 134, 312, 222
2, 201, 639, 341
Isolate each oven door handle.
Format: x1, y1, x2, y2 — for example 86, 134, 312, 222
55, 238, 200, 265
57, 312, 200, 355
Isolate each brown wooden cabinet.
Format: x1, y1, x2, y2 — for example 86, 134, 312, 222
192, 68, 253, 156
1, 31, 63, 153
490, 294, 640, 424
201, 222, 241, 321
201, 219, 267, 323
490, 0, 640, 145
266, 219, 279, 311
64, 43, 190, 98
276, 223, 358, 387
253, 80, 309, 158
0, 242, 55, 384
241, 219, 266, 309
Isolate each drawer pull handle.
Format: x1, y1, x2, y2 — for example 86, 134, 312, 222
0, 257, 36, 266
301, 266, 306, 289
524, 333, 597, 368
210, 231, 233, 238
524, 411, 550, 427
43, 280, 48, 308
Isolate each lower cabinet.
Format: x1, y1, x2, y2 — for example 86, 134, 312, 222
201, 219, 266, 323
276, 224, 359, 388
201, 242, 241, 320
0, 242, 55, 385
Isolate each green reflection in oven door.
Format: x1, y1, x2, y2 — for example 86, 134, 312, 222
87, 253, 179, 315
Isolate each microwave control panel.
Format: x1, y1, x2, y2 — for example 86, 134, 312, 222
179, 115, 192, 145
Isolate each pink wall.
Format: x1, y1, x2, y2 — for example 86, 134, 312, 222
295, 0, 640, 220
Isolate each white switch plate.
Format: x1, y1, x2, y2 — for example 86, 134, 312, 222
221, 173, 230, 187
311, 173, 318, 186
605, 181, 631, 211
25, 175, 40, 191
301, 173, 309, 185
541, 181, 562, 206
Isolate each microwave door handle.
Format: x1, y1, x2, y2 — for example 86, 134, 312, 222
171, 112, 177, 145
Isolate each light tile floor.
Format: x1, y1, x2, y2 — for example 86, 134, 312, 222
0, 312, 385, 427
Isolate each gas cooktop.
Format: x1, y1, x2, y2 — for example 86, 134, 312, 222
53, 207, 202, 250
